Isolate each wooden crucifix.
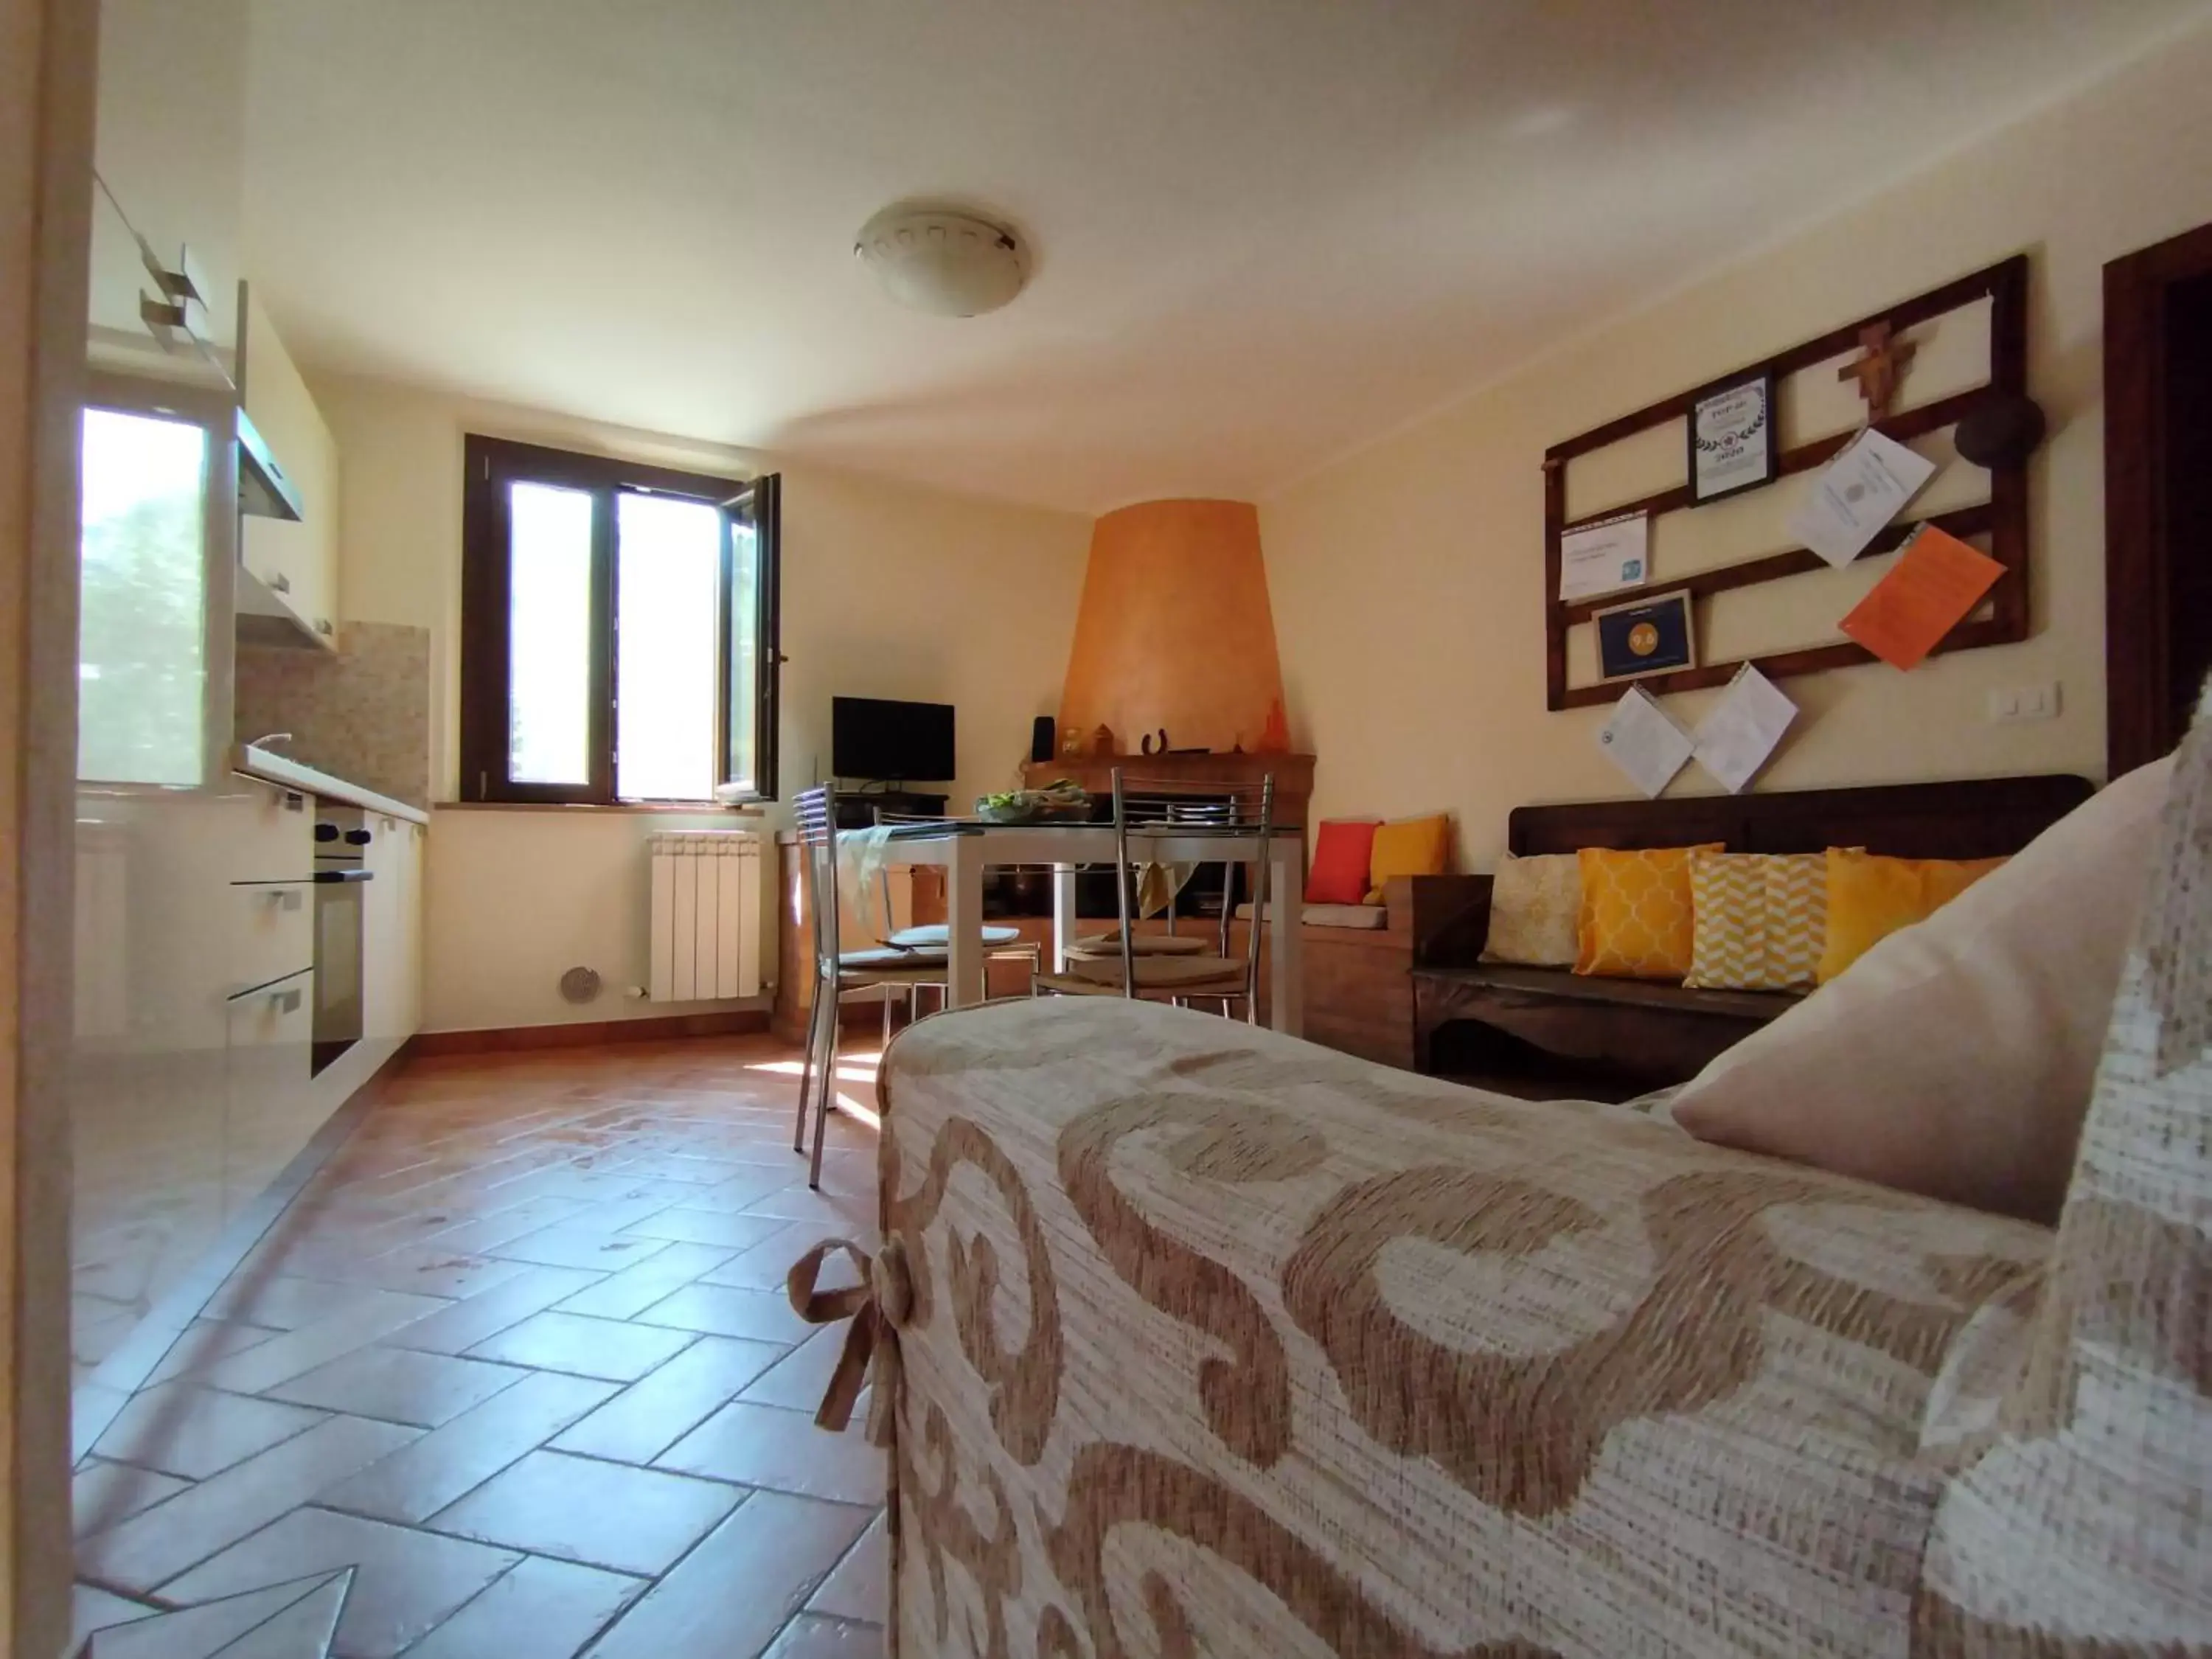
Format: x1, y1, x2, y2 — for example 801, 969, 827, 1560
1838, 321, 1916, 422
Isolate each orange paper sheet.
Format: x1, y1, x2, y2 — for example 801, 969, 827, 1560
1840, 526, 2004, 671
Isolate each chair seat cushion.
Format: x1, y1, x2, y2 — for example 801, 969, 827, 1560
886, 925, 1023, 949
1301, 903, 1387, 931
1065, 953, 1246, 990
1066, 933, 1210, 957
1031, 973, 1125, 998
1236, 901, 1383, 930
838, 945, 947, 970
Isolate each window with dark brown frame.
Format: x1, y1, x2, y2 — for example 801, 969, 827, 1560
459, 434, 780, 804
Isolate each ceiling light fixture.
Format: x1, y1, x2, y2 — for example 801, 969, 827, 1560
854, 205, 1028, 318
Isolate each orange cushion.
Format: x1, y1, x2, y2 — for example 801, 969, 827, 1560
1363, 814, 1451, 905
1816, 850, 2008, 983
1574, 844, 1726, 980
1306, 820, 1380, 905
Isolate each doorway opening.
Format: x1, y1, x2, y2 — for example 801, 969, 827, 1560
2104, 222, 2212, 773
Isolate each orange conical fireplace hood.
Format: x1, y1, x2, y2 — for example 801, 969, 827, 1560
1057, 499, 1287, 756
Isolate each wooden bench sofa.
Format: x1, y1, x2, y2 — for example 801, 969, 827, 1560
1295, 877, 1491, 1068
1408, 773, 2093, 1099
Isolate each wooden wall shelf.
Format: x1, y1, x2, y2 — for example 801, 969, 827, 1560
1544, 254, 2031, 711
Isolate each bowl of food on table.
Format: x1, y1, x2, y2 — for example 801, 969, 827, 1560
975, 782, 1091, 824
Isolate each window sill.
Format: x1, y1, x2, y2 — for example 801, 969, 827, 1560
435, 801, 766, 817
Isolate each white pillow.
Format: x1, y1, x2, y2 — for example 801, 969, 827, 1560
1670, 756, 2174, 1222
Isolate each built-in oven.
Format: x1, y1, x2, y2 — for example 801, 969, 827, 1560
311, 804, 373, 1074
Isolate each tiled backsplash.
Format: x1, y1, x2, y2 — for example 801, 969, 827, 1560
235, 621, 431, 806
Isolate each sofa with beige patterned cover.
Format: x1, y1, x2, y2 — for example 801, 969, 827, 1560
802, 720, 2212, 1656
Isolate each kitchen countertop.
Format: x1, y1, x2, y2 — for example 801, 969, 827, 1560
233, 746, 431, 826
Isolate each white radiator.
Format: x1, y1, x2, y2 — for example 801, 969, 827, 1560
647, 832, 764, 1002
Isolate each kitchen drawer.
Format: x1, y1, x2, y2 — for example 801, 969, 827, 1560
231, 879, 312, 995
224, 967, 316, 1220
228, 772, 313, 883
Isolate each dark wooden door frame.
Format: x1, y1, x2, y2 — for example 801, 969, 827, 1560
2104, 220, 2212, 774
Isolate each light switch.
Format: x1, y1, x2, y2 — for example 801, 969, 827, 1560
1988, 682, 2060, 723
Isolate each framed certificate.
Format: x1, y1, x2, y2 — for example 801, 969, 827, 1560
1688, 372, 1775, 504
1594, 589, 1697, 682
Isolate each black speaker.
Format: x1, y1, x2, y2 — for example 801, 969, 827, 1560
1030, 716, 1057, 764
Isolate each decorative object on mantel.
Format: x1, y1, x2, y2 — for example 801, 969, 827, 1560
1090, 723, 1118, 757
1139, 728, 1170, 757
1837, 320, 1916, 422
1060, 723, 1086, 759
1257, 697, 1291, 754
1543, 254, 2030, 712
1688, 372, 1776, 504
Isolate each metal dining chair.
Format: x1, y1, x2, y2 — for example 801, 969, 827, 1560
790, 785, 949, 1187
869, 807, 1041, 1032
1064, 795, 1236, 962
1034, 770, 1274, 1021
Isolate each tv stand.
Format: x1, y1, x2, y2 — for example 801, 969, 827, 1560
831, 788, 949, 830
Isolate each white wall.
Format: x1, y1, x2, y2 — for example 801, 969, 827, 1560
1262, 19, 2212, 870
318, 375, 1090, 1032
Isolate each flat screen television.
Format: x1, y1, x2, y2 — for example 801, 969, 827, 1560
832, 697, 956, 783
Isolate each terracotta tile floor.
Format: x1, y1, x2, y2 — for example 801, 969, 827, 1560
72, 1034, 887, 1659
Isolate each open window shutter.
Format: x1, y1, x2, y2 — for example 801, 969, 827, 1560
720, 472, 781, 799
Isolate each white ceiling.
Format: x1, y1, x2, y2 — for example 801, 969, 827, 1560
243, 0, 2208, 514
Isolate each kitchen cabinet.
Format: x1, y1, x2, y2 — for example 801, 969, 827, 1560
221, 778, 318, 1218
238, 286, 341, 648
70, 779, 267, 1377
223, 969, 314, 1217
363, 813, 425, 1053
91, 0, 247, 387
223, 774, 317, 1217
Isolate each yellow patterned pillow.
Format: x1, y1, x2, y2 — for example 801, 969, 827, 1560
1818, 849, 2009, 983
1685, 852, 1828, 991
1575, 844, 1725, 981
1480, 852, 1582, 967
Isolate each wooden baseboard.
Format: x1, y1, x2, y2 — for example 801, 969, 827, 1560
411, 1008, 772, 1058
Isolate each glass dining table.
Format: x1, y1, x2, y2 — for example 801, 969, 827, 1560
863, 818, 1305, 1034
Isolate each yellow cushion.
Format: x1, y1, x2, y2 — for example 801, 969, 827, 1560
1362, 814, 1451, 905
1817, 850, 2008, 983
1575, 844, 1725, 981
1685, 852, 1828, 991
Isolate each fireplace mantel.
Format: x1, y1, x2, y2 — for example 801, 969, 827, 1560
1022, 751, 1313, 838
